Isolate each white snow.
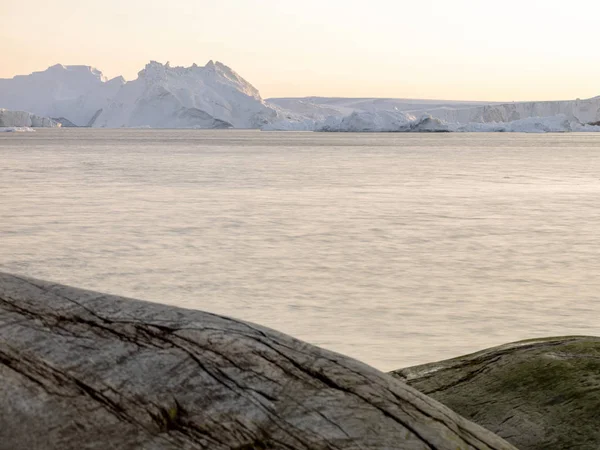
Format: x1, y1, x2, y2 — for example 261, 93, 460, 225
0, 109, 59, 128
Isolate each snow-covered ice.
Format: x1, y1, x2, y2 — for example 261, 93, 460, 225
268, 97, 496, 121
0, 65, 123, 127
266, 110, 600, 133
1, 61, 599, 132
270, 96, 600, 133
410, 97, 600, 126
92, 61, 278, 129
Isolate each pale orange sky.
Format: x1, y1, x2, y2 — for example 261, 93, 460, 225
1, 0, 599, 101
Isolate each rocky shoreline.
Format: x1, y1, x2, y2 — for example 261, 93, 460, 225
0, 272, 596, 449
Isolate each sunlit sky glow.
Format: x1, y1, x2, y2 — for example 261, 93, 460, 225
1, 0, 599, 101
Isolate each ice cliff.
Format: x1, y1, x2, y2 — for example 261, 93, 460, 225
266, 98, 600, 133
265, 109, 600, 133
271, 96, 600, 128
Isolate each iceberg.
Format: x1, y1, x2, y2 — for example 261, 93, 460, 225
92, 61, 278, 129
2, 61, 599, 132
0, 65, 124, 127
417, 97, 600, 126
268, 97, 496, 121
0, 109, 60, 128
317, 111, 448, 132
267, 110, 599, 134
269, 96, 600, 133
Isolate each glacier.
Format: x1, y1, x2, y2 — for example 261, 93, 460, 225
1, 61, 599, 133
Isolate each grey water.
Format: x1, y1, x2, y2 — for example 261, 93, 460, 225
2, 129, 600, 371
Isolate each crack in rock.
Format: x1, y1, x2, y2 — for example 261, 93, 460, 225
0, 272, 516, 450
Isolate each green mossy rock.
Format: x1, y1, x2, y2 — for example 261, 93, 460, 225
391, 336, 600, 450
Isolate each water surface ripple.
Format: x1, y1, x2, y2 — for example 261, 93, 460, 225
2, 129, 600, 370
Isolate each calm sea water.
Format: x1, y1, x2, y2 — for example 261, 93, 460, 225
2, 129, 600, 371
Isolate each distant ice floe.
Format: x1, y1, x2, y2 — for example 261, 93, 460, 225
0, 127, 36, 132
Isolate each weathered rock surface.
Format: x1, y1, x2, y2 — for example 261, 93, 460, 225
0, 272, 515, 450
392, 336, 600, 450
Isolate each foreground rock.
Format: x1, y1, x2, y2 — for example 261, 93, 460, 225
0, 273, 514, 450
392, 336, 600, 450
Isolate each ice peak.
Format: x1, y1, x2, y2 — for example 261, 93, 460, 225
145, 60, 164, 69
214, 61, 233, 73
110, 76, 126, 85
43, 64, 106, 81
138, 61, 168, 80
